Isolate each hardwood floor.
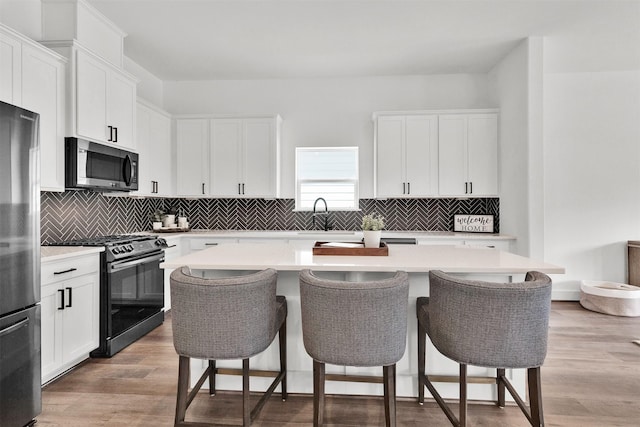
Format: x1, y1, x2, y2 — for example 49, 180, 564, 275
38, 302, 640, 426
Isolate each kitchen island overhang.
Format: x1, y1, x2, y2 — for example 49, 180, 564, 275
161, 242, 564, 401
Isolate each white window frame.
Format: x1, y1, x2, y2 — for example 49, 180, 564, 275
295, 147, 359, 211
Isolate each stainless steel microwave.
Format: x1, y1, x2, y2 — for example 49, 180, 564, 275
65, 138, 138, 192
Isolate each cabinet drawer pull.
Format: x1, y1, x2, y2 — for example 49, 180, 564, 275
58, 289, 65, 310
54, 268, 77, 275
66, 287, 73, 308
204, 243, 218, 246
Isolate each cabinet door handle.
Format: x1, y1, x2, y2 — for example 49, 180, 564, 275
114, 126, 118, 143
202, 183, 205, 194
65, 287, 73, 308
108, 125, 113, 142
403, 182, 406, 194
469, 182, 473, 194
465, 182, 468, 194
238, 183, 241, 195
242, 183, 245, 195
54, 268, 77, 275
58, 289, 65, 310
407, 182, 410, 195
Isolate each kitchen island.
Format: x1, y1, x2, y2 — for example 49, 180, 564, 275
161, 242, 563, 401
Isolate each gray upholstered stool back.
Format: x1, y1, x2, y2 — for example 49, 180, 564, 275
300, 269, 410, 367
170, 267, 279, 360
426, 270, 552, 368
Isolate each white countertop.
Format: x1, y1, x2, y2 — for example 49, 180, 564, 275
41, 246, 104, 261
161, 242, 563, 274
146, 229, 516, 241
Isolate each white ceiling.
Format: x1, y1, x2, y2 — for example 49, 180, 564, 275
87, 0, 640, 81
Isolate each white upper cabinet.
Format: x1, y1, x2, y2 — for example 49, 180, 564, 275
21, 43, 66, 192
135, 100, 173, 197
375, 114, 438, 198
176, 115, 281, 198
176, 118, 209, 197
0, 30, 21, 105
0, 24, 67, 192
74, 48, 136, 149
210, 117, 281, 198
210, 119, 242, 196
438, 113, 498, 197
41, 0, 136, 150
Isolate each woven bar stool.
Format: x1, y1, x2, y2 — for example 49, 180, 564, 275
417, 270, 552, 427
170, 267, 287, 427
299, 269, 410, 427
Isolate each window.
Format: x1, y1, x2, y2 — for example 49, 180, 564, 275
295, 147, 359, 210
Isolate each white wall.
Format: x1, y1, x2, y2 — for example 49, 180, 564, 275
0, 0, 41, 40
124, 56, 164, 106
488, 39, 535, 257
543, 70, 640, 298
164, 74, 493, 198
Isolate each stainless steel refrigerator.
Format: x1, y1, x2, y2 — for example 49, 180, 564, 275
0, 101, 41, 427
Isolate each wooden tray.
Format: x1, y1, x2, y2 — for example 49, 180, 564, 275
312, 241, 389, 256
151, 227, 191, 233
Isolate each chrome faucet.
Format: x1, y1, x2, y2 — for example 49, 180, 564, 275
312, 197, 330, 231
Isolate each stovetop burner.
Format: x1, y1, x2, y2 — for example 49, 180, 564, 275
46, 234, 167, 262
47, 234, 155, 247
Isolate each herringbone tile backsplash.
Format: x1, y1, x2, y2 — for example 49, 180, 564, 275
41, 191, 499, 244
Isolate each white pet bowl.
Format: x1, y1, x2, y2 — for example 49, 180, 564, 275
580, 280, 640, 317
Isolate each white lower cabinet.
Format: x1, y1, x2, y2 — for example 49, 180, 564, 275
162, 237, 183, 311
41, 253, 100, 384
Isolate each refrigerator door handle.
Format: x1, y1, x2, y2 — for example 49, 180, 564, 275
0, 317, 29, 338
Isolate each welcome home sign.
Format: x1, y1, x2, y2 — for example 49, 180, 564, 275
453, 214, 495, 233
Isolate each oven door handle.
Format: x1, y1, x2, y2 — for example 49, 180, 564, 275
108, 252, 165, 273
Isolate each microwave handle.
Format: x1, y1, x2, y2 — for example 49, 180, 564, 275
123, 154, 133, 186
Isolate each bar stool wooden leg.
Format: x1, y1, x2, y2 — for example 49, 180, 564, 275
417, 322, 426, 405
175, 355, 190, 425
209, 360, 216, 396
528, 367, 544, 427
313, 360, 325, 427
497, 368, 506, 407
279, 321, 287, 401
242, 358, 250, 427
459, 363, 467, 427
383, 364, 397, 427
